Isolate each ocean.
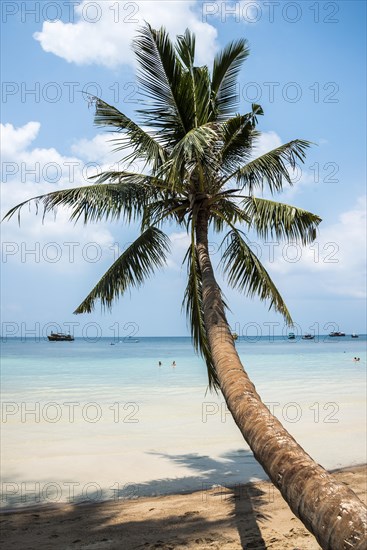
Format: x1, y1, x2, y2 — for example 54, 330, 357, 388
1, 335, 366, 509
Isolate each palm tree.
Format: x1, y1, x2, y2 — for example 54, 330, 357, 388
5, 25, 366, 549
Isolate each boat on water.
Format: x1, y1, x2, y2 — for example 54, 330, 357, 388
329, 331, 345, 337
351, 333, 359, 338
288, 332, 296, 340
48, 332, 74, 341
302, 334, 315, 340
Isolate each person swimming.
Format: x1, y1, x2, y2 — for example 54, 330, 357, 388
172, 361, 176, 367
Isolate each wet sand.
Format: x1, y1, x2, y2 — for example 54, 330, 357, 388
0, 464, 365, 549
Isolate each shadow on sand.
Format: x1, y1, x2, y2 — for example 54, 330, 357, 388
0, 450, 271, 549
138, 450, 269, 549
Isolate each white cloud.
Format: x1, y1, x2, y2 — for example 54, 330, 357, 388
1, 122, 116, 266
71, 132, 147, 175
1, 122, 41, 158
252, 130, 282, 158
34, 1, 218, 69
71, 134, 114, 163
1, 122, 85, 212
268, 196, 367, 299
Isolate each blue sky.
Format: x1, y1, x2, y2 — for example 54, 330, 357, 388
1, 0, 366, 338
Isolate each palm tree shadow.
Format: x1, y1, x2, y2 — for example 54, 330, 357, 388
136, 449, 270, 549
231, 484, 269, 549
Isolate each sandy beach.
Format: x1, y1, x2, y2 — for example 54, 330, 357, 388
2, 338, 366, 547
0, 464, 365, 550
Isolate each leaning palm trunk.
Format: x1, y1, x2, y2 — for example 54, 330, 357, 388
195, 207, 366, 550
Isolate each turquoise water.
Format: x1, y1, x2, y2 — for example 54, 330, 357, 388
1, 336, 366, 508
2, 334, 366, 392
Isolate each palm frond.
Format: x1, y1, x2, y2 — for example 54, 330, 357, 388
93, 97, 166, 170
220, 229, 293, 325
210, 197, 251, 232
176, 28, 196, 70
74, 227, 170, 313
211, 39, 250, 119
225, 139, 312, 194
133, 24, 188, 142
2, 176, 154, 225
241, 196, 321, 244
163, 125, 219, 188
182, 239, 219, 390
181, 65, 212, 128
176, 30, 212, 128
142, 199, 189, 229
219, 104, 263, 173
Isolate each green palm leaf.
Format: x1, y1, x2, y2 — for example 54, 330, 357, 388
3, 178, 153, 225
176, 30, 212, 127
176, 28, 196, 70
180, 65, 212, 128
241, 196, 322, 244
132, 24, 188, 142
74, 227, 170, 313
219, 104, 263, 173
210, 197, 251, 232
142, 199, 189, 229
225, 139, 311, 194
163, 124, 219, 188
93, 97, 166, 169
211, 38, 250, 119
220, 229, 293, 325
